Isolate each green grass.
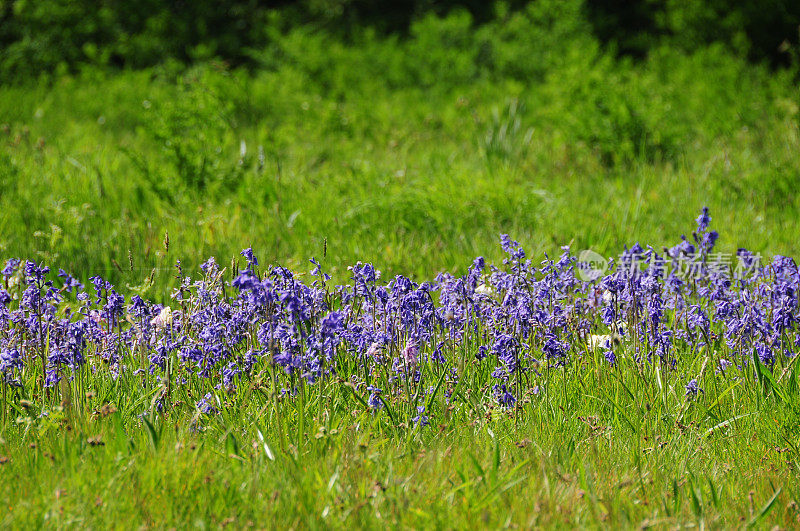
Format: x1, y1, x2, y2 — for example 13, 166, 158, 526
1, 23, 798, 295
1, 6, 800, 527
1, 347, 798, 528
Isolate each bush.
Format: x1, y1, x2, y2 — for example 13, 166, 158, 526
0, 0, 277, 82
1, 0, 799, 84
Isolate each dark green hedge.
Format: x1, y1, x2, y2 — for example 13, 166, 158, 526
0, 0, 797, 82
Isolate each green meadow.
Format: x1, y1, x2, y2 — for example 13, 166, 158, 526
2, 4, 799, 293
1, 1, 799, 528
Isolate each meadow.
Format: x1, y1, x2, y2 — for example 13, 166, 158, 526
1, 1, 800, 528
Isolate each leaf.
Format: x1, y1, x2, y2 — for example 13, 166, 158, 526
688, 479, 703, 516
142, 415, 160, 452
377, 396, 397, 426
226, 432, 240, 458
597, 392, 639, 434
702, 380, 741, 418
114, 413, 132, 453
327, 471, 339, 492
468, 452, 485, 483
760, 363, 789, 404
747, 487, 782, 528
286, 210, 301, 228
706, 475, 719, 508
256, 426, 275, 461
672, 478, 681, 513
425, 365, 449, 412
752, 350, 787, 403
753, 349, 765, 389
702, 412, 755, 438
345, 384, 369, 409
493, 439, 500, 474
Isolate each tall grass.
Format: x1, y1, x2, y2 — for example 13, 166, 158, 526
0, 8, 798, 294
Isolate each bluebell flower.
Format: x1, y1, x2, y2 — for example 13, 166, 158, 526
367, 386, 384, 410
1, 258, 20, 278
196, 393, 217, 414
58, 269, 83, 293
685, 378, 703, 398
493, 384, 516, 408
240, 247, 258, 267
412, 405, 429, 426
696, 207, 711, 233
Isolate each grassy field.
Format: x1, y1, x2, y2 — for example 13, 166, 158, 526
1, 363, 797, 529
1, 8, 799, 294
1, 4, 800, 528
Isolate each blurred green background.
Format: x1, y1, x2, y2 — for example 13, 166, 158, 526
0, 0, 799, 295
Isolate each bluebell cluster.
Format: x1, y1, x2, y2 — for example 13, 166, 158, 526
0, 209, 794, 419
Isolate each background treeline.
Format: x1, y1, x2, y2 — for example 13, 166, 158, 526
1, 0, 798, 82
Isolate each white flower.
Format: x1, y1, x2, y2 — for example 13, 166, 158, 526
588, 334, 611, 350
402, 340, 418, 366
151, 306, 173, 329
366, 342, 383, 361
475, 283, 496, 297
602, 290, 613, 304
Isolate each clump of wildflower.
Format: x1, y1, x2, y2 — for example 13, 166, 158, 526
402, 340, 418, 367
151, 306, 173, 329
603, 347, 616, 366
412, 405, 429, 426
367, 386, 384, 410
493, 384, 516, 408
196, 393, 217, 415
685, 379, 703, 398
